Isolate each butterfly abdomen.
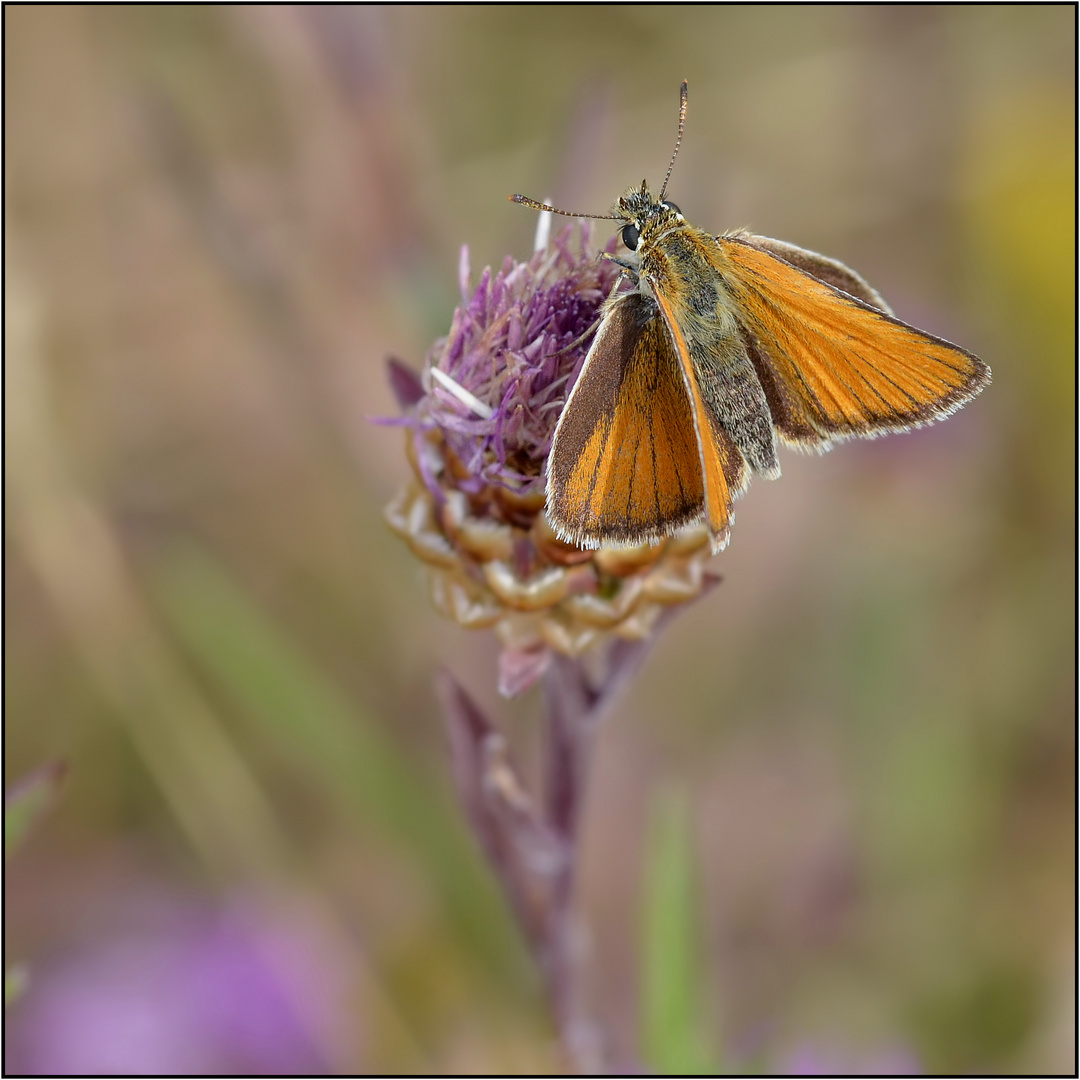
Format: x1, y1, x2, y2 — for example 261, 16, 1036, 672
693, 347, 779, 483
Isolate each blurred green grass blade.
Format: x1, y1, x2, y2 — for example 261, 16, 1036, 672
5, 965, 29, 1008
5, 761, 65, 860
641, 785, 718, 1074
150, 542, 523, 970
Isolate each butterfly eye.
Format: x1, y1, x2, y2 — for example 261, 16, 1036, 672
661, 200, 681, 214
621, 223, 640, 250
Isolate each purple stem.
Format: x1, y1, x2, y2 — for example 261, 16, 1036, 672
437, 576, 721, 1074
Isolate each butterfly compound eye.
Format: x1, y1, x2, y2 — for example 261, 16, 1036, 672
661, 200, 681, 214
621, 223, 640, 250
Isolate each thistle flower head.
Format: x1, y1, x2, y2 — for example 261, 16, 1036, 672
420, 223, 619, 497
385, 222, 715, 695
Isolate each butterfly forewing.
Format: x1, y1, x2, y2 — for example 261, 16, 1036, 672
547, 292, 719, 548
716, 236, 990, 445
736, 233, 894, 315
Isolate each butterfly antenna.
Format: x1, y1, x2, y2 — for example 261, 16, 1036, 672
509, 194, 622, 220
658, 80, 688, 202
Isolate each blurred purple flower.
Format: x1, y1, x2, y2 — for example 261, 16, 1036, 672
6, 904, 343, 1076
780, 1040, 922, 1076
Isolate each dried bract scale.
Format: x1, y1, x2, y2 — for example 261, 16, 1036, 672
384, 224, 717, 694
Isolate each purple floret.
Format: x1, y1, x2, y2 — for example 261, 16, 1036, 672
417, 223, 621, 499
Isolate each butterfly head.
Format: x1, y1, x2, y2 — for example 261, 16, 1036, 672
614, 184, 684, 251
512, 83, 691, 253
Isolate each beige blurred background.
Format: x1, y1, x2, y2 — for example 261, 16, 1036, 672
5, 6, 1074, 1074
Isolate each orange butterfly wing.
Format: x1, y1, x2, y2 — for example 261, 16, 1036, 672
547, 290, 737, 551
652, 288, 743, 549
715, 235, 991, 447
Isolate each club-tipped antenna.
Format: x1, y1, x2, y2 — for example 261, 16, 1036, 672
509, 193, 622, 221
658, 80, 688, 202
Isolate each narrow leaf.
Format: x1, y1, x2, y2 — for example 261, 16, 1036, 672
5, 761, 66, 859
640, 784, 718, 1074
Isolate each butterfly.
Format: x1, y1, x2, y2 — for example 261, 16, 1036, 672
512, 82, 991, 554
